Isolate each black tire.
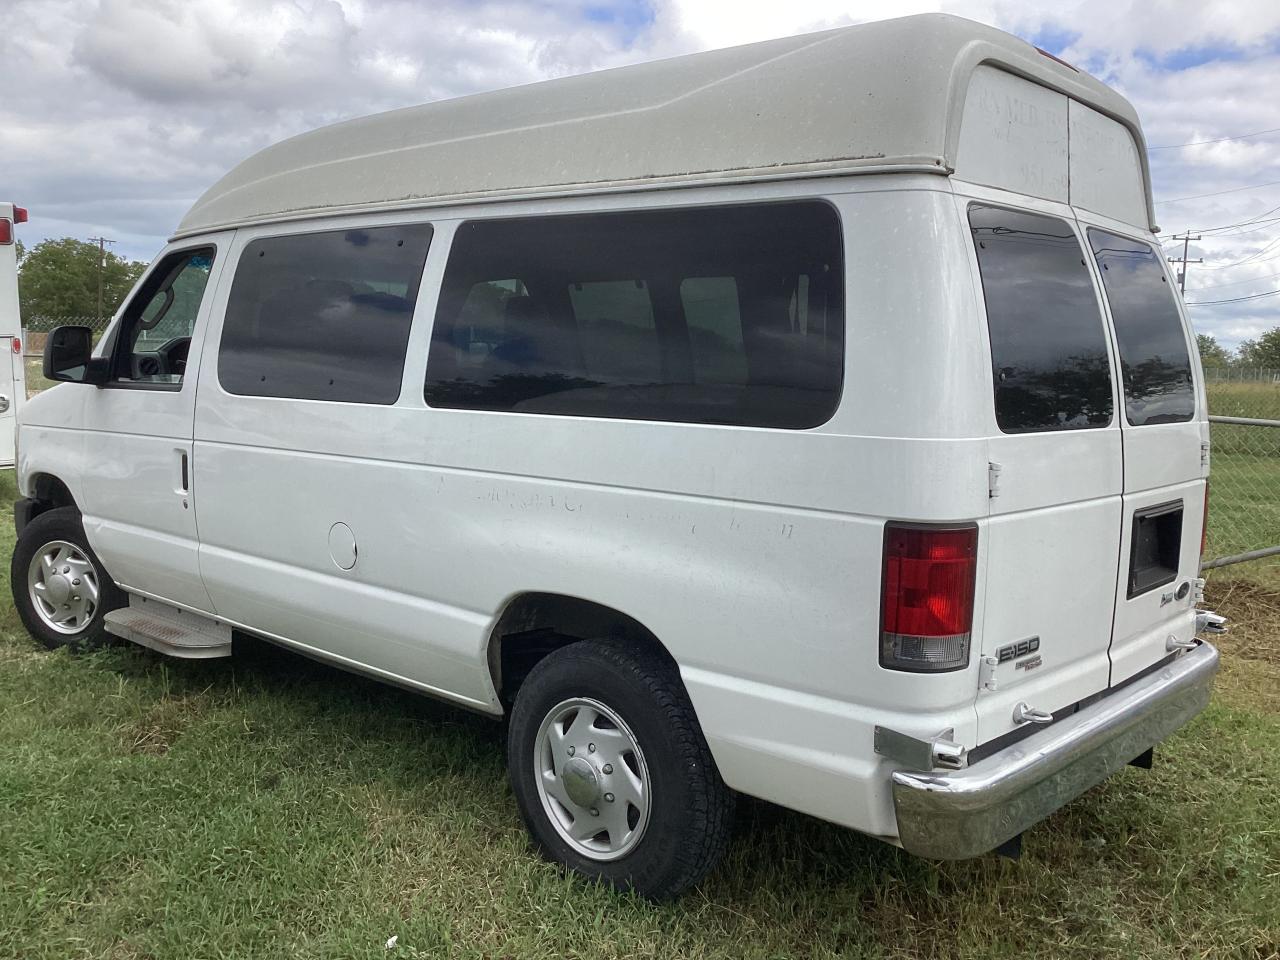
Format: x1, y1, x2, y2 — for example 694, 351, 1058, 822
507, 639, 733, 900
11, 506, 126, 651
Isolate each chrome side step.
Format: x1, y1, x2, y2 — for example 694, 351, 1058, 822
104, 595, 233, 659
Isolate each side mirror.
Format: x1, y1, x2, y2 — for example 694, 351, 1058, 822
43, 325, 108, 385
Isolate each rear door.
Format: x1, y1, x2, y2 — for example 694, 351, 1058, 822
965, 200, 1125, 743
1084, 225, 1206, 684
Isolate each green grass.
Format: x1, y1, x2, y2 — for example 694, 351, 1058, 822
23, 356, 55, 397
1207, 380, 1280, 421
0, 474, 1278, 958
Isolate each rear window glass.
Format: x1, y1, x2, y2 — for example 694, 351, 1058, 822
1088, 229, 1195, 426
219, 224, 433, 404
424, 202, 843, 429
969, 205, 1113, 433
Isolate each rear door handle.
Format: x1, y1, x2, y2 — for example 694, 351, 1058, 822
176, 449, 189, 502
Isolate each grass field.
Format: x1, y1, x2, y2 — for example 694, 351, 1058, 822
0, 479, 1278, 958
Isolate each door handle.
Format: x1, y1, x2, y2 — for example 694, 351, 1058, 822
176, 449, 190, 508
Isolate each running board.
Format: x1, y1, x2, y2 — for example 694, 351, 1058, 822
104, 595, 232, 659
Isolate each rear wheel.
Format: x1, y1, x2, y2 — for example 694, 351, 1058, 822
11, 506, 125, 650
507, 640, 732, 900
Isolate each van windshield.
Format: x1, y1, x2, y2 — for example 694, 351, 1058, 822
1088, 230, 1195, 426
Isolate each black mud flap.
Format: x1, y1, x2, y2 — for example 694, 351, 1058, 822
13, 498, 40, 537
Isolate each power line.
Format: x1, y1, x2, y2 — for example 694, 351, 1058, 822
1200, 232, 1280, 270
1186, 288, 1280, 305
1191, 268, 1280, 291
1148, 125, 1280, 150
1204, 216, 1280, 237
1155, 178, 1280, 205
1159, 203, 1280, 239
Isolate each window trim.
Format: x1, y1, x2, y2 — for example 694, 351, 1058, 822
967, 200, 1116, 435
422, 198, 847, 430
105, 244, 218, 393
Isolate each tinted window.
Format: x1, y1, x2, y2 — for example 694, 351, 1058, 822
220, 224, 433, 403
114, 248, 214, 387
970, 205, 1113, 433
682, 277, 748, 384
1088, 230, 1195, 425
424, 203, 843, 428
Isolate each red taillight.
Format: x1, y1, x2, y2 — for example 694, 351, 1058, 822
0, 220, 10, 245
1201, 482, 1210, 556
13, 207, 27, 224
11, 338, 19, 355
881, 523, 978, 672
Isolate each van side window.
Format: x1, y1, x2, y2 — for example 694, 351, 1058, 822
424, 202, 843, 429
219, 224, 433, 404
1088, 230, 1195, 426
969, 205, 1113, 433
112, 248, 215, 387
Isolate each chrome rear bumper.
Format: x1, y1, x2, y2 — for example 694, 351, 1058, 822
891, 641, 1219, 859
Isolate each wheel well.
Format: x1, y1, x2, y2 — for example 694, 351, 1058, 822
488, 593, 676, 707
29, 474, 76, 513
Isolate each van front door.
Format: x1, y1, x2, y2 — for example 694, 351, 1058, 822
1085, 227, 1207, 685
78, 244, 226, 613
965, 202, 1124, 744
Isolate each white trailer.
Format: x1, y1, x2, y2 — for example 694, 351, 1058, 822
0, 201, 27, 466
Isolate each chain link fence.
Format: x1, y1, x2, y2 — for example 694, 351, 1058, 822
1203, 366, 1280, 383
1204, 373, 1280, 574
1204, 416, 1280, 570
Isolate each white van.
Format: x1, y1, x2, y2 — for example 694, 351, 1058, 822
0, 201, 27, 465
11, 14, 1223, 898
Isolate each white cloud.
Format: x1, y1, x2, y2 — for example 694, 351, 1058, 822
4, 0, 1280, 347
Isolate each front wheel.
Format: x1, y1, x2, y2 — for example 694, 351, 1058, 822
507, 640, 733, 900
11, 506, 125, 650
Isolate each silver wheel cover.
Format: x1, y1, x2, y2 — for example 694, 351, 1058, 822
27, 540, 100, 635
533, 697, 652, 861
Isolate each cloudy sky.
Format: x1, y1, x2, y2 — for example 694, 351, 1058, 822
3, 0, 1280, 348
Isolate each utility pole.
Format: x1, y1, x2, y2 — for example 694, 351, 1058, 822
1168, 232, 1202, 295
87, 236, 115, 325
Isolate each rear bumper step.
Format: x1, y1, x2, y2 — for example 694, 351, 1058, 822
890, 640, 1219, 859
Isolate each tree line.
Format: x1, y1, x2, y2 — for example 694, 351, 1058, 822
1197, 332, 1280, 370
13, 237, 148, 323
